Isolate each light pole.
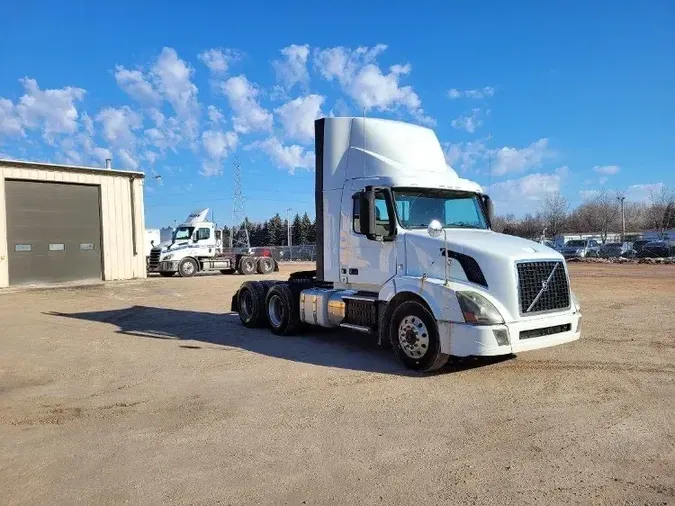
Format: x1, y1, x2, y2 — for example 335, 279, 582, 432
617, 196, 626, 242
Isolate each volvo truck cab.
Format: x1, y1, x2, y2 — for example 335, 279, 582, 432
231, 116, 582, 372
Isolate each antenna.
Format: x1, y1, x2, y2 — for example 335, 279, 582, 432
363, 107, 367, 180
230, 157, 250, 250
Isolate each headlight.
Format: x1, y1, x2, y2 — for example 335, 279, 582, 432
571, 291, 581, 312
456, 291, 504, 325
164, 254, 174, 261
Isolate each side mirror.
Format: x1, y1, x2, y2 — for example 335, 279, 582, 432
483, 195, 494, 227
359, 188, 375, 238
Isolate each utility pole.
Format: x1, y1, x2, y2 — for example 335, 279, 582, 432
230, 157, 250, 250
617, 195, 626, 242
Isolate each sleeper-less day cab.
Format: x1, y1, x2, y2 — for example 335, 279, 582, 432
231, 117, 582, 372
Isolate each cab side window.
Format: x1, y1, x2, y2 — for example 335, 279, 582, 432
196, 228, 211, 241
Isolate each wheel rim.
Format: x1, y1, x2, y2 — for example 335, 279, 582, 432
240, 290, 254, 320
398, 316, 430, 359
183, 262, 195, 275
267, 294, 284, 328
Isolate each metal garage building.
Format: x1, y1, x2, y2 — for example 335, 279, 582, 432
0, 159, 147, 288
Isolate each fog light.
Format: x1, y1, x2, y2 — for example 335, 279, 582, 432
493, 328, 510, 346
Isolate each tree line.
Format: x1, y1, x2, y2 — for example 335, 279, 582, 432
223, 212, 316, 247
493, 186, 675, 241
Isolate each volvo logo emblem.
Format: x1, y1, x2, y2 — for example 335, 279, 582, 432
541, 280, 549, 291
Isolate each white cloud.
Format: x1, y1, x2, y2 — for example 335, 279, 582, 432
447, 87, 495, 99
625, 183, 665, 202
151, 48, 200, 141
0, 98, 24, 136
598, 176, 608, 185
96, 106, 143, 147
490, 167, 568, 214
273, 44, 310, 89
579, 189, 600, 200
492, 138, 552, 175
201, 129, 238, 176
274, 94, 325, 143
117, 148, 140, 170
15, 78, 86, 141
593, 164, 620, 175
207, 105, 224, 125
451, 108, 483, 133
114, 66, 161, 104
443, 139, 487, 172
247, 136, 314, 175
220, 74, 273, 134
144, 109, 182, 153
198, 48, 239, 74
313, 44, 433, 125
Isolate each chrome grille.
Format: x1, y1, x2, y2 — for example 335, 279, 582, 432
517, 261, 570, 314
148, 248, 161, 270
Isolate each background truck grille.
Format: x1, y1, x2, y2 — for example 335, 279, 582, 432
517, 261, 570, 314
148, 248, 161, 269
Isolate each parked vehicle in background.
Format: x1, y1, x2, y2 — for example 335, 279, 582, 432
598, 242, 634, 258
147, 209, 278, 277
560, 239, 601, 259
637, 240, 675, 258
540, 239, 560, 251
631, 239, 652, 255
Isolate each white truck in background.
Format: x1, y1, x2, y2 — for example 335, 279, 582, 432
231, 116, 582, 373
147, 208, 278, 277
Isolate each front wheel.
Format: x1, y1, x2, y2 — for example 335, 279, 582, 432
178, 258, 198, 277
389, 301, 449, 373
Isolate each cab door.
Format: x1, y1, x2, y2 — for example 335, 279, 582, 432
340, 182, 398, 290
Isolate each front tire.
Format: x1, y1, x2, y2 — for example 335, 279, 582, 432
265, 284, 301, 336
178, 258, 198, 277
389, 301, 449, 373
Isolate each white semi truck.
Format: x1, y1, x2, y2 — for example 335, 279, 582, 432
147, 208, 278, 277
231, 117, 582, 372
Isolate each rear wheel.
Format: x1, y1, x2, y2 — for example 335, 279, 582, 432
237, 281, 267, 328
265, 284, 301, 336
178, 258, 198, 278
238, 256, 257, 275
389, 301, 449, 373
257, 256, 275, 274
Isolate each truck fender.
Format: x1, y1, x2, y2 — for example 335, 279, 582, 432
379, 277, 464, 322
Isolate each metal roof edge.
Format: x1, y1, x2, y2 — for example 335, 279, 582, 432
0, 158, 146, 178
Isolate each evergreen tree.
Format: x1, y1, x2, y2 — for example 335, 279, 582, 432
291, 213, 302, 245
299, 212, 312, 244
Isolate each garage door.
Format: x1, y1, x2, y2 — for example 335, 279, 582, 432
5, 180, 103, 285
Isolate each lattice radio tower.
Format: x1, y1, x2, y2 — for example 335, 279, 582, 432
229, 157, 250, 249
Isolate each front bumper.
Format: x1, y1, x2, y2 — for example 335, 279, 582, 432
147, 260, 180, 272
438, 311, 582, 357
561, 250, 585, 259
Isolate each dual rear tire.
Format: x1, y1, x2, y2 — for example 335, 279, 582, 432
236, 281, 301, 335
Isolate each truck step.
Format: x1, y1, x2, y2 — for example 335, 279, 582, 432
339, 322, 372, 333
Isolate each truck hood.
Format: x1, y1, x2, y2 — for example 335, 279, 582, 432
403, 229, 566, 320
153, 240, 191, 252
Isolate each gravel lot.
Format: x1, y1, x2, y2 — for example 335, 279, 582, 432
1, 263, 673, 505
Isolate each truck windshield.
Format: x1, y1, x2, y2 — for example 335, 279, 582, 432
392, 188, 489, 230
173, 226, 194, 241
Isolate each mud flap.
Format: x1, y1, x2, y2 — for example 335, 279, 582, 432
230, 291, 239, 312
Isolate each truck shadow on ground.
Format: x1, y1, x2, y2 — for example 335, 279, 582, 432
46, 305, 513, 376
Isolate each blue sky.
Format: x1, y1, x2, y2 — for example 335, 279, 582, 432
1, 0, 673, 228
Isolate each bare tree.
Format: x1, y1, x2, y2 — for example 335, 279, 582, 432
539, 191, 568, 238
645, 186, 675, 236
582, 190, 620, 243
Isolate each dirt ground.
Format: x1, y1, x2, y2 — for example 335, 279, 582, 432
0, 262, 673, 505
